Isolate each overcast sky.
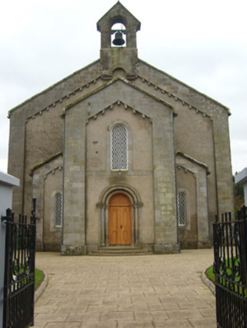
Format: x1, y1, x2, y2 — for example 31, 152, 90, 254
0, 0, 246, 175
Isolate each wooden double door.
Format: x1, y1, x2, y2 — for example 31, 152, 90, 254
108, 193, 131, 245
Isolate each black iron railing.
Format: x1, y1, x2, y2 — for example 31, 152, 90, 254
2, 199, 36, 328
213, 206, 247, 328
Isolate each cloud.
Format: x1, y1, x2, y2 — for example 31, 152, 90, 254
0, 0, 246, 174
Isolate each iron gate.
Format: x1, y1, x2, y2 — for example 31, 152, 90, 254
2, 200, 36, 328
213, 206, 247, 328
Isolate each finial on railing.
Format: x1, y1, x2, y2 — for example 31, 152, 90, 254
241, 205, 247, 220
1, 208, 13, 223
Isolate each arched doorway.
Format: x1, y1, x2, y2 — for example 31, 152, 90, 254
109, 193, 131, 245
97, 184, 143, 247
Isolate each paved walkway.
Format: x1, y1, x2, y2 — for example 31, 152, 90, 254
33, 249, 216, 328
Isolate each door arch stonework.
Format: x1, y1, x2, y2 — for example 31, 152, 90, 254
96, 184, 143, 247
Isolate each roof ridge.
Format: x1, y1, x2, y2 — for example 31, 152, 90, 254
97, 1, 140, 31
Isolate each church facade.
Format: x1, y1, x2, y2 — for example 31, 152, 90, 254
8, 2, 234, 254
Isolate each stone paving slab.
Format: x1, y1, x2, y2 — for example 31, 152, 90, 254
33, 249, 216, 328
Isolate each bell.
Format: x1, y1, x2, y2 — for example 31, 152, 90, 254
113, 31, 125, 46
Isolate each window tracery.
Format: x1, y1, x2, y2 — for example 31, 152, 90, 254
55, 192, 63, 227
177, 191, 187, 226
111, 125, 128, 170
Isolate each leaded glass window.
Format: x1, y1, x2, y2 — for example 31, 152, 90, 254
177, 191, 187, 226
111, 125, 128, 170
55, 192, 63, 226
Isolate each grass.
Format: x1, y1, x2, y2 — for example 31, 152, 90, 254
12, 262, 44, 291
206, 257, 239, 284
206, 265, 215, 282
206, 262, 247, 296
35, 268, 44, 290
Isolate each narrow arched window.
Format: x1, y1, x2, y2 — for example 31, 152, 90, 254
55, 192, 63, 226
111, 125, 128, 170
177, 191, 187, 226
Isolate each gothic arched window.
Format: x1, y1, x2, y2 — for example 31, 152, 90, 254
111, 125, 128, 170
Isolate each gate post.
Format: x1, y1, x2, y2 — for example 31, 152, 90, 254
0, 172, 19, 328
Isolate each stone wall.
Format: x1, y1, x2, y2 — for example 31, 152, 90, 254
8, 61, 103, 216
137, 60, 234, 217
7, 47, 233, 253
134, 74, 217, 239
86, 103, 154, 248
176, 167, 197, 248
62, 78, 178, 254
32, 154, 63, 251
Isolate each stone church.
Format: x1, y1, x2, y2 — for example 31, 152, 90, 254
8, 2, 233, 255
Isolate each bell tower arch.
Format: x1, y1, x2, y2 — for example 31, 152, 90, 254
97, 1, 141, 80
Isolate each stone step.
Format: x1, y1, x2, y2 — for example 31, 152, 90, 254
88, 252, 152, 256
88, 247, 152, 256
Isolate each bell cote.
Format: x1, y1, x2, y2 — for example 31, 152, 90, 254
97, 1, 141, 80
